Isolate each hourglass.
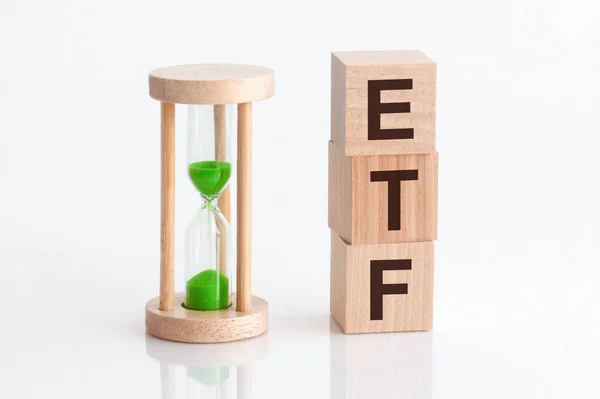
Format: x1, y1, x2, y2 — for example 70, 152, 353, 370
145, 64, 274, 343
185, 103, 234, 313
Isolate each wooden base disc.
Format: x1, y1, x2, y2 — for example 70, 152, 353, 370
146, 293, 268, 343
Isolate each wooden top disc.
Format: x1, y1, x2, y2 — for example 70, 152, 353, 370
149, 64, 275, 104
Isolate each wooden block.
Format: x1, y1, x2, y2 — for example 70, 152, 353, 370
331, 50, 436, 156
328, 141, 438, 245
330, 232, 433, 333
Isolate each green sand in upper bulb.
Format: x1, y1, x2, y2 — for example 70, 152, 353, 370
188, 161, 232, 197
185, 269, 230, 311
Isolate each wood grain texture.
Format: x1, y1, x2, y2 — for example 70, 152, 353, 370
218, 185, 231, 273
149, 64, 274, 105
214, 104, 231, 222
160, 102, 175, 311
236, 103, 252, 312
331, 53, 347, 158
146, 293, 268, 343
330, 228, 348, 332
328, 141, 438, 245
214, 104, 230, 276
331, 50, 436, 156
328, 138, 352, 245
330, 232, 434, 333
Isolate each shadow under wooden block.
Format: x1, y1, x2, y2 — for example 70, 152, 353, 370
328, 141, 438, 245
330, 231, 433, 333
331, 50, 436, 156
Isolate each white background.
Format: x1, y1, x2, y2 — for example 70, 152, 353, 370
1, 0, 599, 397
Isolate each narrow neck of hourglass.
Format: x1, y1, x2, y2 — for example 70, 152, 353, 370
200, 194, 221, 210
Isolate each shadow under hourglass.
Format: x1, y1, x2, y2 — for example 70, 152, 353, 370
146, 333, 268, 399
329, 319, 432, 399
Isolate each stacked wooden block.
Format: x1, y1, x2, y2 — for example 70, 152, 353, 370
329, 50, 438, 333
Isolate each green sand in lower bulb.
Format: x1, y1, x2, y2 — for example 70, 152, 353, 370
188, 160, 232, 197
185, 269, 230, 311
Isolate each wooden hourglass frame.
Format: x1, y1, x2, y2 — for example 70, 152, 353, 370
145, 64, 274, 343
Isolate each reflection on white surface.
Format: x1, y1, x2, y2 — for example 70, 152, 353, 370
185, 364, 230, 399
330, 320, 432, 399
146, 334, 268, 399
161, 362, 175, 399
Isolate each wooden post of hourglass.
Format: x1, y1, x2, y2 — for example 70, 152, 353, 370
146, 64, 274, 343
214, 104, 229, 276
160, 102, 175, 311
237, 102, 252, 312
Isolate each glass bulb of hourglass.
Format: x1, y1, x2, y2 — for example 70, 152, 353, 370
184, 194, 233, 311
188, 160, 232, 201
184, 103, 235, 312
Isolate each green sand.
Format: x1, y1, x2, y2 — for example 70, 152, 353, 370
188, 161, 232, 197
185, 269, 229, 311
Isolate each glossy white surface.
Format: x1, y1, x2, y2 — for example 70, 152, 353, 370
0, 253, 598, 398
